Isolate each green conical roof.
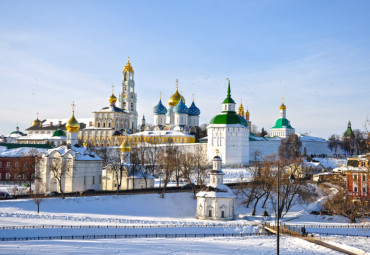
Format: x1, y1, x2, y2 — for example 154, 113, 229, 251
344, 120, 353, 137
222, 80, 235, 104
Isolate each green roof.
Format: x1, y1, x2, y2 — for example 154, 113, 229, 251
0, 143, 53, 149
344, 121, 353, 137
222, 80, 235, 104
210, 112, 248, 127
52, 129, 66, 137
272, 118, 293, 129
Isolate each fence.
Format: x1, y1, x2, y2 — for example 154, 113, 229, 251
264, 223, 370, 237
0, 223, 251, 230
0, 232, 272, 242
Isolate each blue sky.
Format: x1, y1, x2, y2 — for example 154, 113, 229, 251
0, 0, 369, 138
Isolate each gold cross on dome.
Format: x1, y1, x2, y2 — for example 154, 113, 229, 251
176, 78, 179, 89
112, 84, 115, 94
282, 97, 284, 103
71, 101, 76, 113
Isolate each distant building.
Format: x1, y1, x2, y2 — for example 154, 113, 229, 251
196, 153, 236, 221
345, 155, 369, 198
36, 107, 103, 193
102, 138, 154, 191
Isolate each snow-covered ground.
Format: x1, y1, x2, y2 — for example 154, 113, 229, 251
1, 177, 369, 254
0, 236, 348, 255
312, 157, 347, 169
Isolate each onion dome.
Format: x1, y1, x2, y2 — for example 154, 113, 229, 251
188, 101, 200, 116
66, 104, 80, 132
245, 108, 250, 118
173, 98, 188, 114
52, 129, 66, 137
168, 81, 185, 106
109, 93, 117, 104
32, 113, 41, 126
120, 138, 131, 152
238, 100, 244, 116
280, 97, 286, 110
10, 126, 25, 137
153, 99, 167, 115
222, 80, 235, 104
123, 57, 134, 73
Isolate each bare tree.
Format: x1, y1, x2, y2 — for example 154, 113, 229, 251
49, 158, 70, 199
33, 184, 45, 213
270, 157, 315, 218
323, 188, 369, 222
179, 152, 197, 198
278, 134, 302, 160
328, 134, 342, 156
156, 145, 176, 198
192, 146, 208, 189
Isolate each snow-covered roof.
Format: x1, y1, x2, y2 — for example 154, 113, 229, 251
17, 134, 66, 140
297, 134, 328, 142
0, 146, 48, 157
196, 184, 236, 198
41, 145, 102, 161
130, 130, 194, 138
333, 166, 368, 173
41, 118, 93, 127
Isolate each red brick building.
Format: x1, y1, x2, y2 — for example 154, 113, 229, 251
0, 143, 51, 183
346, 169, 369, 198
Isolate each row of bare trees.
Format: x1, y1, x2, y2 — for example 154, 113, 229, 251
239, 134, 315, 218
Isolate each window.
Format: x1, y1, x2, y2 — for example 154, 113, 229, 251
6, 162, 10, 168
6, 173, 10, 180
99, 175, 102, 184
353, 174, 358, 181
362, 187, 366, 193
15, 162, 19, 168
92, 176, 95, 185
0, 162, 2, 168
84, 176, 86, 185
354, 186, 358, 192
362, 175, 366, 181
221, 211, 225, 218
208, 210, 212, 217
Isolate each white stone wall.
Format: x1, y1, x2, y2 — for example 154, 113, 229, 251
249, 139, 281, 160
196, 197, 235, 220
207, 124, 249, 166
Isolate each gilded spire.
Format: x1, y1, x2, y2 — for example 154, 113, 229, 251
238, 99, 244, 116
280, 97, 286, 110
123, 57, 134, 73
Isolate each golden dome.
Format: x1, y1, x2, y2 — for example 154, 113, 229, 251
120, 138, 131, 152
109, 93, 117, 104
123, 57, 134, 73
238, 101, 244, 116
66, 113, 80, 132
168, 85, 185, 107
66, 103, 80, 132
280, 97, 286, 110
245, 108, 250, 117
32, 112, 41, 126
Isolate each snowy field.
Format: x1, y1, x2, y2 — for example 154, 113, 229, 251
0, 190, 369, 254
0, 236, 351, 255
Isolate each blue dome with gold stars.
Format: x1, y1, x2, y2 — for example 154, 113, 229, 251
173, 98, 188, 114
188, 101, 200, 116
153, 99, 167, 115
